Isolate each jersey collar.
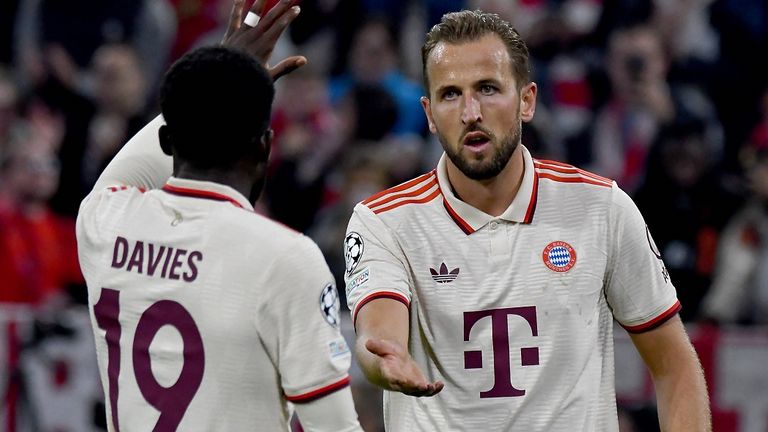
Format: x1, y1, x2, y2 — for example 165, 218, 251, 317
437, 145, 539, 234
162, 177, 254, 211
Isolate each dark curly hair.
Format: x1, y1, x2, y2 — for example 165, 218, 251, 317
160, 46, 275, 168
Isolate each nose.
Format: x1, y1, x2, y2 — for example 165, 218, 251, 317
461, 93, 482, 125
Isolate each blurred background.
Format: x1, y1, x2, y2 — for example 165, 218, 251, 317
0, 0, 767, 431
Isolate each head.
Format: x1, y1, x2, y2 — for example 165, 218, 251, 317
420, 10, 536, 181
159, 46, 275, 203
92, 43, 147, 116
607, 24, 668, 100
349, 17, 398, 83
1, 140, 60, 206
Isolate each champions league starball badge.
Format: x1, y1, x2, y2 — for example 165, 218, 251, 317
542, 241, 577, 272
319, 283, 340, 328
344, 232, 364, 276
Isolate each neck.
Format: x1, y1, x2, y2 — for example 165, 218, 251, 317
174, 165, 256, 202
446, 145, 525, 217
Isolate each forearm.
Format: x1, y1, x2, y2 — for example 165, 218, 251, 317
631, 317, 711, 431
353, 298, 409, 388
652, 349, 711, 431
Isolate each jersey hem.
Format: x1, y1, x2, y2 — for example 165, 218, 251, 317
284, 376, 350, 403
621, 300, 681, 333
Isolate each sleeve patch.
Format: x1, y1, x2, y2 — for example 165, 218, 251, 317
319, 283, 341, 328
343, 232, 364, 276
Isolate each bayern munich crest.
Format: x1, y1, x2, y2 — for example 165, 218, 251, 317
542, 241, 577, 272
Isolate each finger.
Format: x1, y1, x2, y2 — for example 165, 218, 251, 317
260, 4, 300, 45
249, 0, 267, 15
268, 56, 307, 81
224, 0, 246, 40
258, 0, 298, 32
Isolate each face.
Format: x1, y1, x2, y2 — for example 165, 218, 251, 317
421, 33, 536, 181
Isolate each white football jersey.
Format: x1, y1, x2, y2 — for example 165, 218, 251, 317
344, 146, 679, 431
78, 177, 351, 431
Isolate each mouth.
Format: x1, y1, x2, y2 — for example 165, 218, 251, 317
462, 131, 491, 152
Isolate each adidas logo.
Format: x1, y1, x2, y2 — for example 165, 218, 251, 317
430, 263, 460, 283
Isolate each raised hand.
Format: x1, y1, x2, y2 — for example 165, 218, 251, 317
221, 0, 307, 81
365, 339, 444, 397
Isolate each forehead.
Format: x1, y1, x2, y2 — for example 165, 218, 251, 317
426, 33, 514, 89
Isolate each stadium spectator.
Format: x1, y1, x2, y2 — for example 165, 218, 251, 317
329, 17, 427, 136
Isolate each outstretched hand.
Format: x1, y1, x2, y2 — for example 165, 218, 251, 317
366, 339, 444, 397
222, 0, 307, 81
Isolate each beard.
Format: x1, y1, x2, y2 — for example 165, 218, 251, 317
439, 118, 522, 181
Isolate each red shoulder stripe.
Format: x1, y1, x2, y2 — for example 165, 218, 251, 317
534, 160, 613, 184
362, 171, 434, 206
537, 172, 612, 188
367, 177, 438, 212
372, 188, 441, 214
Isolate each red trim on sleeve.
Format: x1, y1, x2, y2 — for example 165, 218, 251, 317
353, 291, 410, 329
284, 376, 351, 403
622, 300, 682, 333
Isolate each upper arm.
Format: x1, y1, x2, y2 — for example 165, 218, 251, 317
629, 315, 697, 378
260, 236, 352, 401
344, 205, 412, 327
605, 185, 680, 331
354, 297, 409, 349
92, 115, 172, 191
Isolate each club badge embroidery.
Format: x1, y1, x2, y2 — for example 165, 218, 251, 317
542, 241, 577, 272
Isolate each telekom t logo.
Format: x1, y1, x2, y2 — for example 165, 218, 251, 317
463, 306, 539, 398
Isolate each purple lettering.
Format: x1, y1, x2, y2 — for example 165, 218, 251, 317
183, 251, 203, 282
161, 247, 174, 278
111, 236, 129, 269
147, 244, 166, 276
463, 306, 538, 398
126, 241, 145, 274
169, 249, 187, 280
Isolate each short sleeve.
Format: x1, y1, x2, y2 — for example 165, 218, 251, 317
605, 185, 680, 333
260, 236, 352, 403
343, 204, 412, 327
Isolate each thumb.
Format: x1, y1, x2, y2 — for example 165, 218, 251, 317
365, 338, 398, 358
268, 56, 307, 81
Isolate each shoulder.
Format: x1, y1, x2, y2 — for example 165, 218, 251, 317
534, 158, 613, 189
357, 170, 440, 218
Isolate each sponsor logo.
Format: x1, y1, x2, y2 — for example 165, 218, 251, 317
430, 262, 460, 283
346, 267, 370, 296
329, 339, 350, 358
344, 232, 364, 276
319, 284, 340, 328
542, 241, 576, 272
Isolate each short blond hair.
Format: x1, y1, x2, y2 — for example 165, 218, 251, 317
422, 10, 531, 94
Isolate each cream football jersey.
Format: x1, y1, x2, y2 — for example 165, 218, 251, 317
77, 176, 351, 431
344, 146, 679, 432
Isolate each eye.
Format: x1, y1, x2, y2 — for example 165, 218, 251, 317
480, 84, 497, 95
442, 89, 459, 100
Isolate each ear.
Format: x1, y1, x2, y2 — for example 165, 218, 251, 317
159, 125, 174, 156
259, 128, 274, 162
420, 96, 438, 134
520, 82, 537, 123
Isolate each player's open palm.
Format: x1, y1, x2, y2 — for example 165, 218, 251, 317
366, 339, 444, 397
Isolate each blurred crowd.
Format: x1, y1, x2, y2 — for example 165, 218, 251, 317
1, 0, 767, 430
